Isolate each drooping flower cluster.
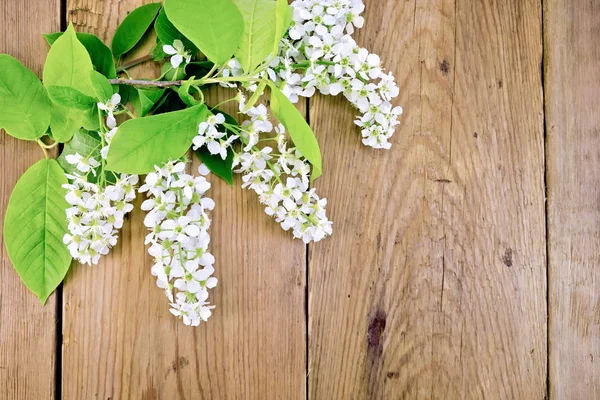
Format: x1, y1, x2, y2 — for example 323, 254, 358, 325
63, 97, 138, 265
195, 100, 332, 243
221, 0, 402, 149
62, 158, 138, 265
139, 161, 218, 326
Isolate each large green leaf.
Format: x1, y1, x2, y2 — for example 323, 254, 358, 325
232, 0, 277, 73
111, 2, 162, 57
164, 0, 244, 65
44, 32, 117, 78
0, 54, 51, 141
268, 83, 322, 180
154, 8, 197, 53
3, 159, 72, 304
48, 103, 82, 143
107, 104, 209, 174
43, 23, 95, 97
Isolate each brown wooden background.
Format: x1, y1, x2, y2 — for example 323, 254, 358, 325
0, 0, 598, 399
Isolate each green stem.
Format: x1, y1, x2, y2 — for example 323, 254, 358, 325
37, 140, 49, 159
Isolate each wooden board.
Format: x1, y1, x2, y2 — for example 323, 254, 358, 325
308, 0, 547, 398
545, 1, 600, 398
62, 1, 306, 399
0, 0, 60, 398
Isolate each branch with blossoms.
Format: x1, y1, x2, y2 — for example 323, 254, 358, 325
0, 0, 401, 326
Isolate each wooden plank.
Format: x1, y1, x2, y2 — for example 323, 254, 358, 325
62, 1, 306, 398
0, 1, 60, 398
545, 1, 600, 398
308, 0, 546, 398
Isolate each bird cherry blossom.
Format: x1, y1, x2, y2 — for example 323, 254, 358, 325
139, 160, 218, 326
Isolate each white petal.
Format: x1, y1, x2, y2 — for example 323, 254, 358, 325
170, 54, 183, 68
110, 93, 121, 106
163, 45, 177, 55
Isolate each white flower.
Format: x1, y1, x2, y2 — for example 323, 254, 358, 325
97, 93, 121, 129
65, 153, 100, 174
193, 113, 237, 160
163, 39, 192, 68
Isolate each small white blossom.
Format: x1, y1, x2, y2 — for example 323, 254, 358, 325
97, 93, 121, 129
163, 39, 192, 68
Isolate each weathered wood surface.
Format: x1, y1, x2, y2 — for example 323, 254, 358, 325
2, 0, 600, 398
308, 0, 546, 398
545, 0, 600, 398
0, 0, 60, 399
61, 0, 306, 399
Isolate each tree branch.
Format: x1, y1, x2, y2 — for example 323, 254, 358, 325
116, 54, 154, 72
108, 78, 183, 87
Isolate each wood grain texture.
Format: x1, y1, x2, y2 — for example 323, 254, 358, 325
0, 0, 60, 399
62, 1, 306, 399
308, 0, 547, 398
545, 1, 600, 398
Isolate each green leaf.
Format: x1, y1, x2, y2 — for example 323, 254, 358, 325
176, 78, 199, 107
151, 90, 186, 114
196, 147, 234, 186
107, 104, 209, 174
47, 86, 97, 110
44, 32, 117, 78
242, 80, 266, 112
164, 0, 244, 65
232, 0, 277, 73
268, 82, 322, 180
130, 87, 165, 117
82, 106, 100, 131
48, 103, 82, 143
111, 2, 162, 57
43, 24, 95, 97
3, 159, 72, 304
57, 129, 103, 177
89, 70, 114, 101
154, 8, 198, 53
152, 39, 168, 61
57, 130, 101, 174
0, 54, 51, 140
274, 0, 293, 54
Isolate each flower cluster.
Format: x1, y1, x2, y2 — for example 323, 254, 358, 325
139, 161, 218, 326
192, 113, 238, 159
63, 98, 138, 265
62, 157, 138, 265
195, 100, 332, 243
221, 0, 402, 149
